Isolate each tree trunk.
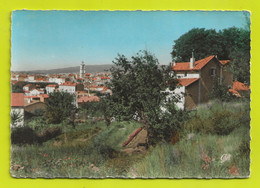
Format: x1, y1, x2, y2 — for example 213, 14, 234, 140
140, 111, 152, 147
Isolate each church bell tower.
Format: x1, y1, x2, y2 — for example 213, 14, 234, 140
80, 61, 85, 78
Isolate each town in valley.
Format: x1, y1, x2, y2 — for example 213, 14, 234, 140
10, 11, 251, 178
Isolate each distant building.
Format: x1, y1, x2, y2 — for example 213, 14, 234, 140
11, 93, 24, 127
29, 88, 44, 96
77, 96, 100, 107
23, 84, 35, 92
27, 75, 35, 82
48, 77, 66, 85
80, 61, 86, 78
45, 84, 58, 94
24, 100, 46, 114
59, 81, 84, 95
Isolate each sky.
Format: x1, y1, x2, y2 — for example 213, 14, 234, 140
11, 11, 249, 71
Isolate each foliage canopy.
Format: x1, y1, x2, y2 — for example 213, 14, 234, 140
171, 27, 250, 84
45, 91, 76, 124
108, 50, 185, 144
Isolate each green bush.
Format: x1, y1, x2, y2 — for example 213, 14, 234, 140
11, 127, 38, 145
25, 116, 49, 133
184, 110, 237, 135
37, 127, 62, 143
33, 108, 45, 116
183, 101, 249, 136
212, 110, 236, 135
133, 128, 250, 178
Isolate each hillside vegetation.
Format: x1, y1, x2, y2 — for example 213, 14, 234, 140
11, 100, 250, 178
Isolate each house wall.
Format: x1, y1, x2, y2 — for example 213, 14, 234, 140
76, 84, 84, 91
48, 78, 56, 83
30, 89, 40, 96
199, 58, 221, 104
161, 87, 185, 111
222, 65, 233, 87
176, 73, 200, 79
185, 81, 199, 110
25, 102, 46, 113
23, 85, 34, 91
59, 85, 76, 94
46, 87, 56, 94
57, 78, 66, 84
49, 78, 66, 85
172, 86, 185, 110
28, 76, 35, 82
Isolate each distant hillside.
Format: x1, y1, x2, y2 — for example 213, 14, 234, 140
18, 64, 114, 74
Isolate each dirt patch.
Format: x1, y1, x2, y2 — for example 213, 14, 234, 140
122, 128, 148, 155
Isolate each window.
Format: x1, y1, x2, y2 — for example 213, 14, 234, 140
210, 68, 216, 76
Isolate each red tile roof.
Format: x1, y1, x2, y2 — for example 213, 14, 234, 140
24, 96, 40, 99
101, 77, 111, 80
88, 85, 98, 88
60, 81, 77, 86
77, 90, 86, 93
229, 81, 250, 97
11, 93, 24, 107
19, 75, 28, 78
39, 94, 49, 98
219, 60, 230, 66
11, 81, 19, 85
228, 89, 242, 97
177, 78, 199, 87
173, 55, 216, 71
46, 84, 57, 87
78, 96, 100, 103
23, 84, 32, 87
232, 81, 250, 91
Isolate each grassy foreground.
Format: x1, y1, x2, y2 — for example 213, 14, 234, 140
11, 120, 145, 178
10, 100, 250, 178
132, 126, 250, 178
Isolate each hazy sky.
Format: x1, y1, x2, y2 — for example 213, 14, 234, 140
11, 11, 249, 71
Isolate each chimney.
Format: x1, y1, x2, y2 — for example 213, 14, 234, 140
173, 61, 176, 66
190, 51, 195, 68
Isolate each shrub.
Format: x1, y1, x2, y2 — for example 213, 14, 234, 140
33, 108, 45, 116
37, 127, 62, 143
11, 127, 38, 145
211, 110, 236, 135
11, 126, 62, 145
209, 78, 233, 102
184, 110, 238, 135
26, 116, 48, 132
238, 138, 250, 157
